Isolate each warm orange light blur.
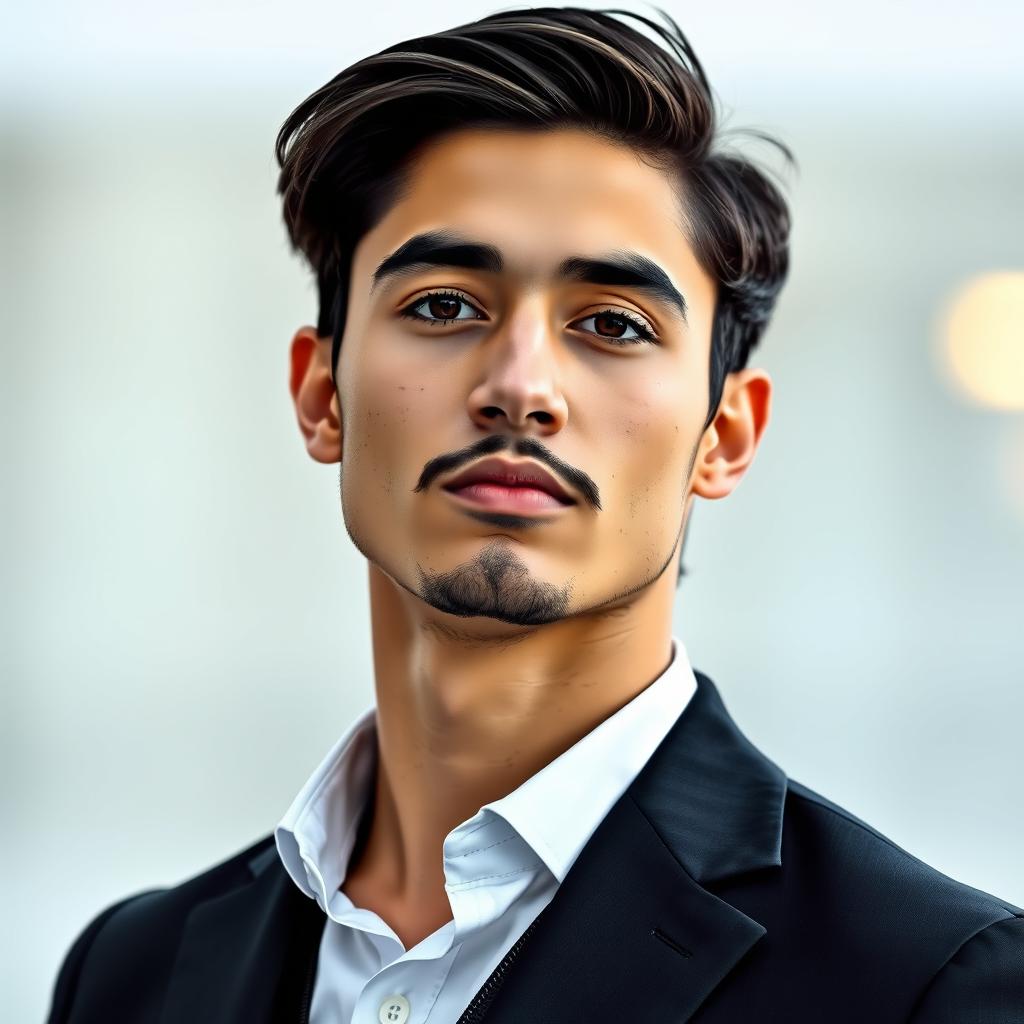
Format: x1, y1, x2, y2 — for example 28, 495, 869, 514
940, 271, 1024, 411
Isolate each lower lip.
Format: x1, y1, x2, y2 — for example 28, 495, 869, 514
443, 483, 573, 513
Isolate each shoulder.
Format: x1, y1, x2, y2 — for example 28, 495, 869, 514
780, 778, 1024, 1020
784, 776, 1021, 919
47, 834, 277, 1024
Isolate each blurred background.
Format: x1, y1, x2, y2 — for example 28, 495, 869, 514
2, 1, 1022, 1019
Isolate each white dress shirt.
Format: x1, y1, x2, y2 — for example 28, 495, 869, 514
275, 635, 697, 1024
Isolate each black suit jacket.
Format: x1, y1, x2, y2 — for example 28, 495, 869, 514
48, 670, 1024, 1023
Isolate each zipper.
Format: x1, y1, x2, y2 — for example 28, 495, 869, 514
455, 902, 551, 1024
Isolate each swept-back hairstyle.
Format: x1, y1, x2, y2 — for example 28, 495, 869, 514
275, 4, 794, 585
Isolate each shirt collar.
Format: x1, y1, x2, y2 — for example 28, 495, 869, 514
275, 635, 697, 903
474, 635, 696, 883
275, 701, 378, 905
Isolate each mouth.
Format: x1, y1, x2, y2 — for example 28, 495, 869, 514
442, 481, 575, 515
438, 456, 578, 511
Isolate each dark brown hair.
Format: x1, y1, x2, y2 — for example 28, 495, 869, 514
275, 4, 794, 584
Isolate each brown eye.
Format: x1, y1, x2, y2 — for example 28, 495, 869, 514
426, 295, 460, 319
595, 312, 634, 340
399, 290, 483, 325
572, 309, 658, 345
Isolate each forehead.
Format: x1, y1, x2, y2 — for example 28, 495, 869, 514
359, 127, 707, 293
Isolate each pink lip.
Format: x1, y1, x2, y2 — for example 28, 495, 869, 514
444, 482, 573, 514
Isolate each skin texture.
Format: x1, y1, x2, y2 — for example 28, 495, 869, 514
288, 127, 772, 951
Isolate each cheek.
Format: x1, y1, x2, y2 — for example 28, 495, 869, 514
343, 349, 448, 494
605, 381, 692, 516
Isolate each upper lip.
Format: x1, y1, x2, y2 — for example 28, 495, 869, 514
441, 457, 577, 505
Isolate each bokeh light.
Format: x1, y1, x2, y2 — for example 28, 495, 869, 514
940, 271, 1024, 411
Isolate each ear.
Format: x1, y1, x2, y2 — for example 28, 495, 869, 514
690, 368, 772, 501
288, 326, 342, 464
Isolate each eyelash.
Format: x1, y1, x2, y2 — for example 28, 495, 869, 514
397, 289, 659, 346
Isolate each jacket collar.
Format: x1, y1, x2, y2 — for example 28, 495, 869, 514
160, 669, 787, 1024
630, 667, 786, 885
468, 668, 787, 1023
159, 843, 321, 1024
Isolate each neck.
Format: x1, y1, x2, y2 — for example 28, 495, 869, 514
345, 560, 678, 920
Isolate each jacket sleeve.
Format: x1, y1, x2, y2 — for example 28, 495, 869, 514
908, 914, 1024, 1023
46, 894, 153, 1024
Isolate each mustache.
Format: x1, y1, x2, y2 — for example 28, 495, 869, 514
413, 434, 601, 510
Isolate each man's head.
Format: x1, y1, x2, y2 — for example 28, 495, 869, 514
279, 6, 791, 627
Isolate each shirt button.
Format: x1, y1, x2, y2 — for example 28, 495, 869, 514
378, 994, 411, 1023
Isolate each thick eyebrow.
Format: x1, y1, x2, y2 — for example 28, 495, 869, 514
370, 229, 688, 325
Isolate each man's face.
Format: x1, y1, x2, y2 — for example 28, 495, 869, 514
331, 127, 718, 626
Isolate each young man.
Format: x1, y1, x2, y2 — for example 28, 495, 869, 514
47, 7, 1023, 1023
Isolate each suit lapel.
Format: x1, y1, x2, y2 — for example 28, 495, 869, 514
475, 669, 787, 1024
160, 845, 324, 1024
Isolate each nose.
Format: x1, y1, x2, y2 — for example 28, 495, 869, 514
466, 309, 569, 434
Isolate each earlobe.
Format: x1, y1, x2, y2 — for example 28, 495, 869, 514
288, 326, 343, 465
691, 369, 772, 502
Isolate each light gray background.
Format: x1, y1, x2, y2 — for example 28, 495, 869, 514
3, 2, 1022, 1020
